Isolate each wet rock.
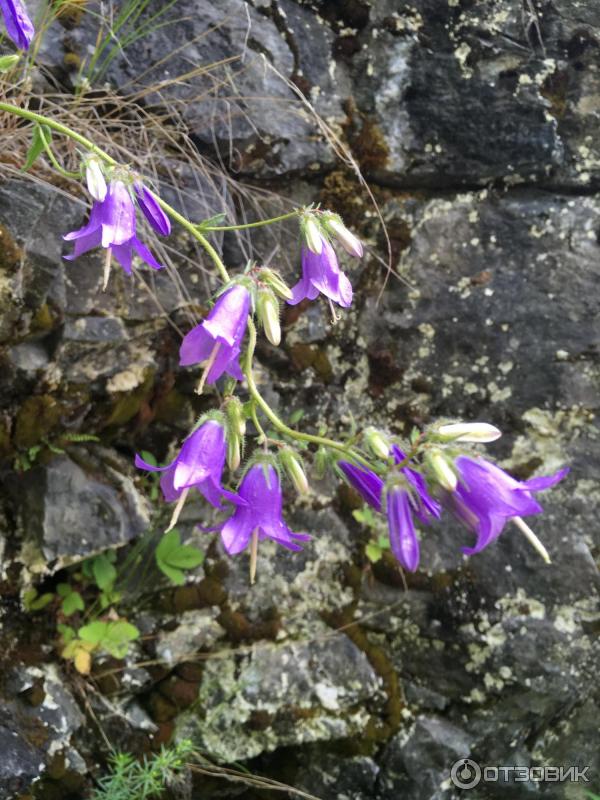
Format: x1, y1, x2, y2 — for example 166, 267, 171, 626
20, 451, 150, 571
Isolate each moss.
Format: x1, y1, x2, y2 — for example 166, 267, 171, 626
288, 343, 333, 382
14, 396, 62, 449
351, 118, 390, 172
30, 304, 58, 334
0, 222, 22, 270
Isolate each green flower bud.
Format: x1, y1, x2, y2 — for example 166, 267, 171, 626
257, 288, 281, 346
225, 396, 246, 438
437, 422, 502, 443
280, 448, 309, 495
227, 434, 241, 472
302, 214, 323, 254
257, 267, 293, 301
364, 427, 391, 460
427, 449, 457, 492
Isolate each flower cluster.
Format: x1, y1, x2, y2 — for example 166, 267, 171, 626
1, 0, 33, 50
340, 423, 567, 572
64, 163, 170, 288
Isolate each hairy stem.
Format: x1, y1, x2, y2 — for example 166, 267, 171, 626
201, 210, 301, 231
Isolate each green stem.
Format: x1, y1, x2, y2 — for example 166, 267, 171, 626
38, 127, 82, 180
0, 101, 372, 467
201, 210, 301, 232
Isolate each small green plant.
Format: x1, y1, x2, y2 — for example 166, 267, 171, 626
353, 506, 391, 563
155, 529, 204, 586
61, 619, 140, 675
56, 582, 85, 616
92, 739, 194, 800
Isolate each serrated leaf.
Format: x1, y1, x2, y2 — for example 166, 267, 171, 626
22, 125, 52, 172
92, 553, 117, 591
365, 543, 382, 563
62, 591, 84, 617
156, 561, 185, 585
79, 620, 109, 645
164, 545, 204, 569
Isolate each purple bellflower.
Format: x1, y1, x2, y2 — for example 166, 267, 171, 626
134, 183, 171, 236
445, 456, 568, 557
288, 239, 353, 309
135, 419, 238, 530
179, 284, 250, 388
1, 0, 34, 50
338, 461, 384, 511
386, 486, 420, 572
220, 464, 310, 555
64, 180, 163, 285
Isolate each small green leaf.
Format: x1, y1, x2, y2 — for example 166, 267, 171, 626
92, 553, 117, 591
79, 620, 109, 645
377, 535, 390, 550
139, 449, 158, 466
57, 623, 75, 642
24, 588, 54, 611
62, 591, 84, 617
22, 125, 52, 172
195, 212, 227, 230
156, 561, 186, 586
164, 545, 204, 569
104, 621, 139, 658
0, 54, 20, 72
56, 583, 72, 598
365, 543, 383, 563
289, 409, 305, 425
155, 529, 181, 561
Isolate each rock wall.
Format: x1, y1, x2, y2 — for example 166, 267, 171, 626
0, 1, 599, 798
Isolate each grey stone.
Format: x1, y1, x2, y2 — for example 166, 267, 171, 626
155, 608, 225, 667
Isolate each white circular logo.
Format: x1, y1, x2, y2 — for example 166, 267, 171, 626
450, 758, 482, 789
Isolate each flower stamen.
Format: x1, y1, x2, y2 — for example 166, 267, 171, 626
166, 487, 190, 532
249, 528, 259, 584
513, 516, 551, 564
196, 342, 221, 395
103, 247, 112, 291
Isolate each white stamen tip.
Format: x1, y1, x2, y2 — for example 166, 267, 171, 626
166, 487, 190, 532
513, 516, 551, 564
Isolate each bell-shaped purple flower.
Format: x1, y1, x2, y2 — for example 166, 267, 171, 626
445, 456, 568, 555
135, 419, 236, 508
220, 464, 310, 555
63, 180, 163, 275
288, 240, 353, 308
386, 486, 420, 572
179, 284, 250, 384
1, 0, 34, 50
392, 446, 441, 524
338, 461, 383, 511
134, 183, 171, 236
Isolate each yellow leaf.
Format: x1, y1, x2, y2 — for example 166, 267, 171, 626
74, 647, 91, 675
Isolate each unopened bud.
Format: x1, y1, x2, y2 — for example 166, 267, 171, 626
365, 427, 391, 460
303, 215, 323, 254
280, 448, 309, 495
437, 422, 502, 443
257, 288, 281, 346
314, 447, 329, 480
227, 434, 241, 472
258, 267, 293, 301
324, 216, 363, 258
427, 449, 457, 492
85, 157, 107, 202
225, 396, 246, 438
0, 54, 20, 72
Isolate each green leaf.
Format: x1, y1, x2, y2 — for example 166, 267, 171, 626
139, 449, 157, 466
56, 583, 72, 598
22, 125, 52, 172
164, 545, 204, 569
0, 54, 19, 72
156, 561, 185, 586
353, 507, 377, 528
92, 553, 117, 591
377, 535, 390, 550
104, 621, 139, 659
195, 212, 227, 230
155, 529, 181, 561
62, 591, 84, 617
24, 588, 54, 611
79, 620, 109, 645
365, 543, 383, 563
289, 408, 305, 425
57, 623, 75, 642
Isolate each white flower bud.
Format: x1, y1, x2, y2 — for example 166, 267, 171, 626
437, 422, 502, 443
365, 427, 391, 460
325, 217, 363, 258
303, 215, 323, 254
227, 435, 241, 472
280, 449, 309, 495
257, 289, 281, 346
428, 450, 457, 492
85, 157, 107, 202
258, 267, 293, 300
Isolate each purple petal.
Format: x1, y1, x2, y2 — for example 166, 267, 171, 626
131, 236, 163, 270
523, 467, 569, 492
220, 508, 254, 554
101, 181, 136, 247
63, 228, 102, 260
205, 341, 237, 384
173, 421, 226, 492
134, 453, 175, 473
302, 242, 353, 308
338, 461, 383, 511
387, 488, 420, 572
179, 324, 216, 367
63, 202, 104, 242
1, 0, 34, 50
203, 285, 250, 348
134, 184, 171, 236
159, 467, 179, 503
111, 243, 133, 274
